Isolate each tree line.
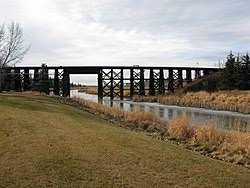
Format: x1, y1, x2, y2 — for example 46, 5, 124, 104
221, 52, 250, 90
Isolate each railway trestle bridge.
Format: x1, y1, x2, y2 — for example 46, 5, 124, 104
0, 66, 219, 99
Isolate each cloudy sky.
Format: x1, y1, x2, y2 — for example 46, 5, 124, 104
1, 0, 250, 70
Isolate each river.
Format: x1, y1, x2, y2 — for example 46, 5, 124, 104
71, 90, 250, 132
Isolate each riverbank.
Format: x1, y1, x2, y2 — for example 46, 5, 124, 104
1, 93, 250, 187
65, 97, 250, 169
133, 91, 250, 114
76, 87, 250, 114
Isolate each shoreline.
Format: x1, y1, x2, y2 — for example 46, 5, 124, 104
75, 87, 250, 114
58, 96, 250, 169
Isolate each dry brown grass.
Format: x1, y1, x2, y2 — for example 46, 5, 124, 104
77, 86, 98, 95
71, 97, 165, 133
77, 86, 132, 98
68, 97, 250, 168
167, 117, 250, 167
141, 91, 250, 113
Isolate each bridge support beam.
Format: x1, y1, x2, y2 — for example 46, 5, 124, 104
33, 68, 39, 91
149, 69, 155, 95
195, 69, 201, 79
14, 69, 21, 92
120, 69, 124, 100
159, 69, 165, 94
130, 69, 134, 98
62, 70, 70, 97
178, 69, 183, 88
139, 68, 145, 96
23, 68, 30, 91
168, 68, 174, 92
98, 70, 103, 99
186, 69, 192, 83
54, 69, 60, 96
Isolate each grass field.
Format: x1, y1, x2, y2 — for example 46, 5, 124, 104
0, 93, 250, 187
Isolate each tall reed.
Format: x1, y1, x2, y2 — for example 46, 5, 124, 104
62, 97, 250, 168
133, 91, 250, 114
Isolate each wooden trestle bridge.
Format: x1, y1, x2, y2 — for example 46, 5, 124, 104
0, 66, 218, 99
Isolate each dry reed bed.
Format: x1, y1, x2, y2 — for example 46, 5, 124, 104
59, 97, 250, 168
69, 97, 166, 133
168, 118, 250, 167
134, 91, 250, 114
77, 86, 132, 97
78, 87, 98, 95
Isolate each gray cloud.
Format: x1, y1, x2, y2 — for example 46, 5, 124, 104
0, 0, 250, 70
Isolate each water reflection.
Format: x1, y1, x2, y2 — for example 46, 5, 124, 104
71, 90, 250, 132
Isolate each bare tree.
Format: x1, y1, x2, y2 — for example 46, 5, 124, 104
0, 22, 29, 92
0, 22, 29, 68
0, 24, 5, 60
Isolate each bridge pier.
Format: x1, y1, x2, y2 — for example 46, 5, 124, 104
62, 70, 70, 97
186, 69, 192, 83
120, 69, 124, 100
23, 68, 30, 91
149, 69, 155, 95
139, 68, 145, 96
98, 70, 103, 99
195, 69, 201, 79
130, 69, 134, 98
14, 69, 21, 92
178, 69, 183, 88
168, 68, 174, 92
159, 69, 165, 94
54, 69, 60, 95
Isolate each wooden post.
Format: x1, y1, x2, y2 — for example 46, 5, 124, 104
130, 68, 134, 98
62, 70, 70, 97
178, 69, 183, 88
139, 68, 145, 96
186, 69, 192, 83
98, 69, 103, 99
14, 69, 21, 92
159, 68, 165, 94
33, 68, 39, 91
120, 69, 124, 100
195, 69, 201, 79
23, 68, 30, 91
149, 68, 155, 95
110, 69, 114, 99
168, 68, 174, 92
54, 69, 60, 95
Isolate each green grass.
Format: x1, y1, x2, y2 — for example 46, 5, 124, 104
0, 93, 250, 188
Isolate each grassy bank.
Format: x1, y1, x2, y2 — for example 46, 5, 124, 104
1, 93, 250, 187
134, 91, 250, 114
69, 97, 250, 168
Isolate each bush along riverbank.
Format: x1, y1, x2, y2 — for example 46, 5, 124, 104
133, 91, 250, 114
57, 97, 250, 169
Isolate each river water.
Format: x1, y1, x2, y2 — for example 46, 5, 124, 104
71, 90, 250, 132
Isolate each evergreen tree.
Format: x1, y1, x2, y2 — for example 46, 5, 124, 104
221, 52, 237, 89
241, 53, 250, 89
